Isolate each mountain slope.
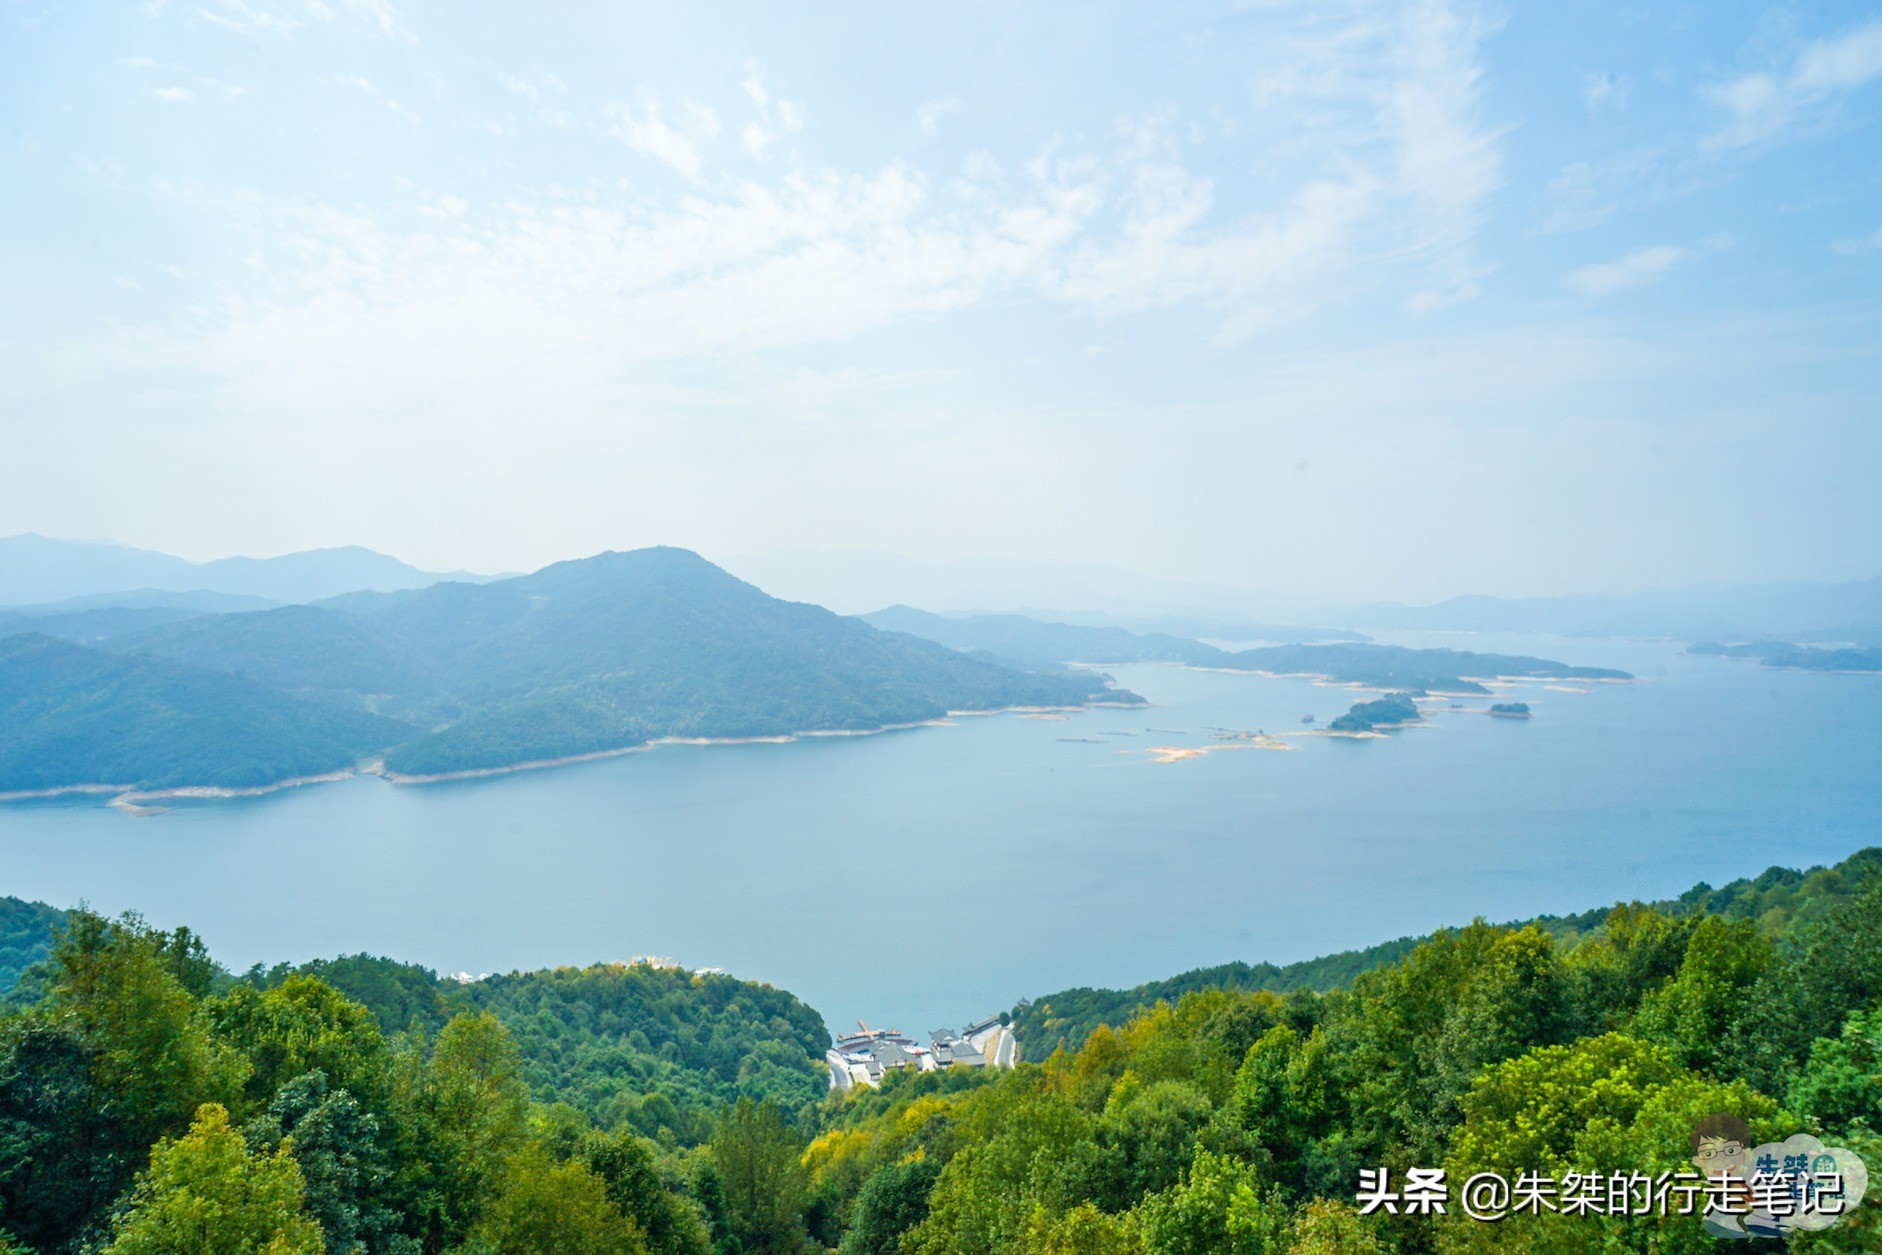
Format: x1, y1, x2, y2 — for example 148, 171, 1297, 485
107, 605, 443, 708
373, 549, 1138, 775
0, 534, 487, 605
0, 634, 415, 792
2, 549, 1140, 787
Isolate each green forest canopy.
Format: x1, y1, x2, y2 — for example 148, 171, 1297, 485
4, 844, 1881, 1252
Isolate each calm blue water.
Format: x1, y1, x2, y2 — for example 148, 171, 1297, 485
2, 632, 1878, 1037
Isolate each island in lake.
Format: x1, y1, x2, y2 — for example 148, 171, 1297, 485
1212, 642, 1631, 694
1489, 702, 1532, 717
1688, 639, 1882, 674
1326, 692, 1422, 732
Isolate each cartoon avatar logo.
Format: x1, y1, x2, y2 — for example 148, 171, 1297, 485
1691, 1113, 1760, 1239
1691, 1113, 1869, 1240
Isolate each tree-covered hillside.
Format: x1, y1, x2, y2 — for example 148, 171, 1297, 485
1015, 845, 1882, 1061
6, 847, 1881, 1251
1689, 639, 1882, 674
0, 897, 63, 993
1215, 642, 1632, 694
805, 846, 1882, 1252
0, 549, 1142, 788
240, 954, 833, 1147
0, 634, 415, 793
111, 605, 444, 707
370, 550, 1137, 776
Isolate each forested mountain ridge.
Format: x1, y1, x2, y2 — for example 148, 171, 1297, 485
0, 548, 1140, 790
236, 954, 835, 1145
0, 633, 416, 793
1013, 844, 1882, 1058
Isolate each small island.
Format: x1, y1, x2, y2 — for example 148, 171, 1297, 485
1211, 642, 1632, 694
1488, 702, 1532, 718
1327, 692, 1422, 733
1689, 640, 1882, 674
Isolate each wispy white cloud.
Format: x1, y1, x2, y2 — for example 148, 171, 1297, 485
1702, 20, 1882, 150
739, 75, 803, 159
917, 98, 961, 136
152, 86, 194, 103
1537, 149, 1664, 235
193, 0, 411, 38
85, 0, 1511, 431
497, 71, 575, 131
1583, 71, 1628, 113
1390, 0, 1505, 311
608, 92, 713, 180
1832, 227, 1882, 255
335, 73, 420, 126
1566, 234, 1730, 296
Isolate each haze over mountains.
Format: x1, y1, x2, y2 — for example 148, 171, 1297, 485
0, 548, 1136, 794
4, 534, 1878, 798
1335, 577, 1882, 640
0, 534, 491, 606
736, 547, 1882, 641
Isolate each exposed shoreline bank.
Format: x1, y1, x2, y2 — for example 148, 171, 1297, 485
0, 699, 1136, 813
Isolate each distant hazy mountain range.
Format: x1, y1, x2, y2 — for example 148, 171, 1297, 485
864, 606, 1630, 694
861, 606, 1230, 666
0, 548, 1138, 794
1329, 576, 1882, 639
860, 606, 1365, 662
0, 534, 491, 606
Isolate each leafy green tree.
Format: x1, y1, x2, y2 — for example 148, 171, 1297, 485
1101, 1078, 1213, 1201
1427, 927, 1573, 1115
581, 1126, 713, 1255
1789, 1006, 1882, 1135
1632, 915, 1772, 1070
243, 1070, 406, 1255
0, 1017, 128, 1253
211, 975, 393, 1114
100, 1102, 324, 1255
467, 1142, 648, 1255
1223, 1025, 1341, 1196
1285, 1199, 1383, 1254
684, 1157, 740, 1255
1329, 922, 1568, 1170
1022, 1202, 1142, 1254
836, 1155, 939, 1255
1129, 1149, 1283, 1255
1561, 903, 1695, 1033
908, 1086, 1112, 1255
50, 910, 247, 1152
710, 1099, 808, 1254
1442, 1033, 1785, 1255
390, 1011, 529, 1244
1724, 877, 1882, 1092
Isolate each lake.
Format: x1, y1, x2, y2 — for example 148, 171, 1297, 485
3, 632, 1879, 1039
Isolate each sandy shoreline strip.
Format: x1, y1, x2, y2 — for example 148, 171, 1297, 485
13, 698, 1132, 808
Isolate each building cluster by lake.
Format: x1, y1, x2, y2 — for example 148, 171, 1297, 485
827, 1013, 1020, 1089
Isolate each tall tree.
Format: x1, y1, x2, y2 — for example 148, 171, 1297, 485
99, 1103, 324, 1255
710, 1099, 808, 1255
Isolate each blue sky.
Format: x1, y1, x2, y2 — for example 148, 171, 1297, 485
3, 0, 1879, 601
